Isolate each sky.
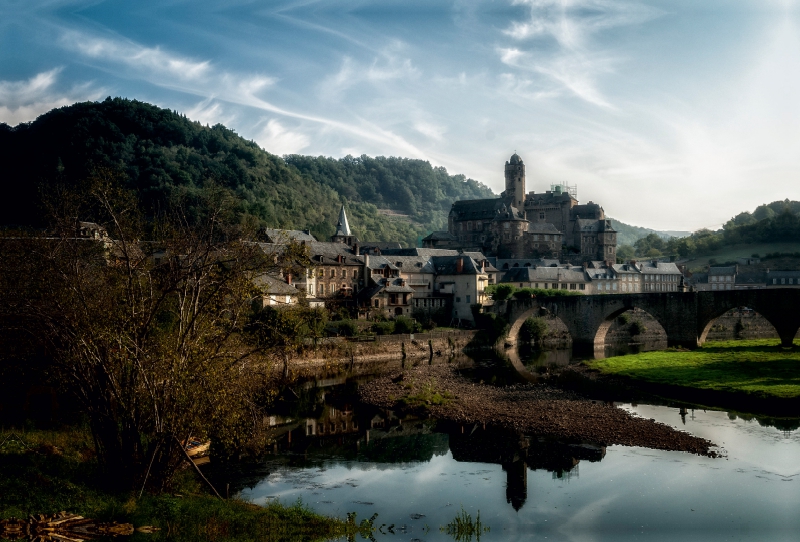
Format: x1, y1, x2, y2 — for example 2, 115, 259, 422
2, 0, 800, 231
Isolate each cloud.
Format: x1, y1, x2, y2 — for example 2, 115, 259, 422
321, 44, 420, 99
414, 120, 446, 141
498, 0, 662, 107
0, 68, 105, 125
255, 119, 310, 155
184, 98, 237, 128
61, 32, 213, 82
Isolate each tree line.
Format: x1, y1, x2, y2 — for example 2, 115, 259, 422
0, 98, 494, 247
616, 199, 800, 261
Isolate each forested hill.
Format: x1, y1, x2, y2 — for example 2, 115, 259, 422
0, 98, 495, 246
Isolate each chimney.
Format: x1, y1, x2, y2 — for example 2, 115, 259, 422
457, 257, 464, 273
287, 273, 292, 285
481, 260, 485, 273
354, 243, 360, 255
365, 253, 370, 268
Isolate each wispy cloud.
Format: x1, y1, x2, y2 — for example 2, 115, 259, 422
61, 32, 213, 81
255, 118, 310, 155
0, 68, 104, 125
321, 43, 420, 99
498, 0, 662, 107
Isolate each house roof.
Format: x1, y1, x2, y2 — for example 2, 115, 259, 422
639, 261, 682, 275
502, 266, 587, 283
253, 274, 303, 296
431, 255, 486, 276
421, 231, 458, 242
527, 222, 561, 234
708, 266, 737, 276
450, 198, 506, 221
262, 228, 317, 243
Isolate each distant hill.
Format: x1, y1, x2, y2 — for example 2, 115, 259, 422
608, 218, 690, 246
0, 98, 494, 246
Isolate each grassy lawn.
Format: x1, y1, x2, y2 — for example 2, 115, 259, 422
0, 428, 372, 542
586, 340, 800, 399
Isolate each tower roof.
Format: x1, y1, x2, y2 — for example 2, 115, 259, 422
508, 152, 522, 165
335, 205, 351, 236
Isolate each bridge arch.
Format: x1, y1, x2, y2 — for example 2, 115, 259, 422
592, 306, 668, 350
506, 305, 574, 348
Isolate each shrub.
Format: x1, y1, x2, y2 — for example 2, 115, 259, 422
629, 320, 646, 336
336, 320, 359, 337
618, 313, 631, 325
492, 284, 515, 301
394, 315, 417, 334
520, 317, 548, 344
512, 288, 536, 300
372, 321, 395, 335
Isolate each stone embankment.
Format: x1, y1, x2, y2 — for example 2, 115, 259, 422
359, 364, 717, 456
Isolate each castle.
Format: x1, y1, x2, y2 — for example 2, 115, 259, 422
424, 153, 617, 263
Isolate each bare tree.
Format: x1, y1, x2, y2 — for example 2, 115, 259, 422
0, 170, 309, 490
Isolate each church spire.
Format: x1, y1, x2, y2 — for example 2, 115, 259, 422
335, 205, 351, 236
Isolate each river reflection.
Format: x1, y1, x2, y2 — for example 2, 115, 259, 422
218, 371, 800, 542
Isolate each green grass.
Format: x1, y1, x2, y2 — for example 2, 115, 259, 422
0, 428, 373, 542
400, 378, 454, 408
586, 339, 800, 399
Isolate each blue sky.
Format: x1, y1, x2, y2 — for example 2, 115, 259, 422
2, 0, 799, 231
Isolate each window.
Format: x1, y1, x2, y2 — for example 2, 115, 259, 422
539, 212, 545, 220
561, 284, 567, 290
320, 284, 325, 295
309, 285, 314, 295
374, 299, 379, 307
456, 297, 461, 303
504, 223, 510, 230
330, 269, 335, 278
579, 284, 585, 290
318, 269, 324, 278
466, 295, 471, 303
781, 278, 786, 284
353, 269, 358, 278
467, 221, 473, 230
773, 279, 777, 284
613, 283, 618, 291
569, 283, 576, 290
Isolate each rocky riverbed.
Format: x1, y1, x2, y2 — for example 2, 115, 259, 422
358, 364, 718, 457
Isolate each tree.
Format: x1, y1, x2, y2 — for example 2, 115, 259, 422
491, 284, 515, 301
520, 317, 549, 345
0, 170, 307, 491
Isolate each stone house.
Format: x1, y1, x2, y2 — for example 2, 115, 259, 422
431, 255, 490, 326
501, 265, 589, 293
639, 260, 683, 292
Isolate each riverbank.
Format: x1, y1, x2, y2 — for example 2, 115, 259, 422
0, 429, 371, 542
584, 340, 800, 416
358, 364, 717, 456
586, 339, 800, 398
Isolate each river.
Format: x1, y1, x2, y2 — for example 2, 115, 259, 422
211, 348, 800, 541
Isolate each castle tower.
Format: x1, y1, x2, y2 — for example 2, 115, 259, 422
504, 153, 525, 208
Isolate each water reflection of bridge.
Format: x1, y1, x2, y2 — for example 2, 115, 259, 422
496, 289, 800, 356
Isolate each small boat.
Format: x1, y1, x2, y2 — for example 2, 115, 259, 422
184, 437, 210, 461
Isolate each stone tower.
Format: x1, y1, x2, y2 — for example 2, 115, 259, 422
504, 153, 525, 208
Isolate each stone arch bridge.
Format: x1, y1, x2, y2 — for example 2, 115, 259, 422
494, 289, 800, 355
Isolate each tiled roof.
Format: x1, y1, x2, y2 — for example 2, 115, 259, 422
527, 223, 561, 234
450, 198, 505, 220
502, 266, 587, 283
262, 228, 317, 243
639, 261, 682, 275
431, 255, 485, 275
708, 266, 737, 275
253, 274, 303, 296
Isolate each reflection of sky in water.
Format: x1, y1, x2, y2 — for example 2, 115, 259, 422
241, 405, 800, 541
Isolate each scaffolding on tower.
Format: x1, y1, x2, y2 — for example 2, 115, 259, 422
550, 183, 577, 199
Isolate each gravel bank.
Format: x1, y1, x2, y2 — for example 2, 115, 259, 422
358, 364, 718, 457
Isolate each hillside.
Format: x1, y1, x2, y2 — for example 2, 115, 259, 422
608, 218, 689, 246
0, 98, 495, 246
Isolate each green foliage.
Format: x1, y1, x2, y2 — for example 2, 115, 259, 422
0, 428, 364, 541
519, 317, 549, 344
490, 283, 515, 301
400, 378, 454, 409
617, 313, 631, 325
440, 507, 489, 541
393, 315, 418, 334
372, 321, 395, 335
0, 98, 494, 248
333, 320, 359, 337
629, 320, 647, 336
587, 339, 800, 399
